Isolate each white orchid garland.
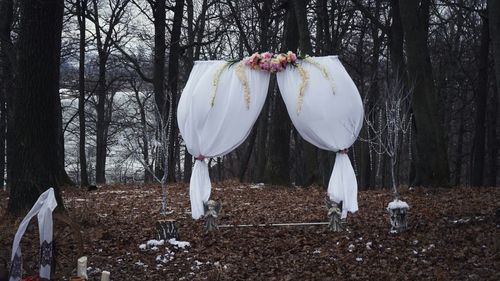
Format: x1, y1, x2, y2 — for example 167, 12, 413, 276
235, 62, 251, 109
210, 63, 229, 107
296, 63, 310, 113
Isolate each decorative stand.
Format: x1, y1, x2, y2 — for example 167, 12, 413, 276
326, 197, 346, 232
387, 199, 409, 234
156, 220, 179, 240
203, 200, 222, 232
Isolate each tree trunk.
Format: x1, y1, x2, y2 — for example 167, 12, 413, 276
95, 53, 107, 184
0, 0, 14, 189
265, 1, 296, 185
486, 84, 498, 187
7, 0, 65, 212
56, 91, 75, 186
92, 0, 108, 184
0, 58, 6, 189
471, 17, 489, 187
77, 0, 89, 187
153, 0, 166, 116
255, 81, 272, 182
253, 0, 273, 183
454, 114, 465, 186
151, 0, 167, 181
292, 0, 321, 187
389, 0, 406, 77
399, 0, 449, 186
166, 0, 185, 182
489, 0, 500, 103
488, 0, 500, 186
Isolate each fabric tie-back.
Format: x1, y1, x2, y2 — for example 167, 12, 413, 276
178, 61, 271, 219
10, 188, 57, 281
277, 56, 363, 218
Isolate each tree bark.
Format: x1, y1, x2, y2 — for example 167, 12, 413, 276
7, 0, 65, 212
489, 0, 500, 102
399, 0, 449, 186
77, 0, 89, 187
488, 0, 500, 186
93, 0, 108, 184
153, 0, 166, 116
0, 0, 14, 189
292, 0, 321, 187
166, 0, 185, 182
454, 113, 465, 186
471, 17, 489, 187
389, 0, 405, 77
265, 1, 296, 185
253, 0, 273, 182
151, 0, 167, 181
486, 84, 498, 187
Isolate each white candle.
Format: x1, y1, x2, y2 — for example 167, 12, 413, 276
100, 271, 110, 281
77, 256, 88, 279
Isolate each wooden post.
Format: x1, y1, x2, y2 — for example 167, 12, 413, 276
156, 219, 179, 240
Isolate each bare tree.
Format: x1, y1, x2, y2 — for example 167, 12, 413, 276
87, 0, 131, 184
361, 75, 413, 199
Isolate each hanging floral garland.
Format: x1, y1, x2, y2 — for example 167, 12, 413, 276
209, 51, 335, 113
235, 62, 251, 109
210, 63, 228, 107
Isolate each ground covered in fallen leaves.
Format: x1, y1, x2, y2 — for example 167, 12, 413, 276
1, 182, 499, 280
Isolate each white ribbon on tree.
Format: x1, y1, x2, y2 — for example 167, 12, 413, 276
9, 188, 57, 281
276, 56, 364, 218
178, 61, 271, 219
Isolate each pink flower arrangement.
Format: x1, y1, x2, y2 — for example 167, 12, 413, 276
243, 51, 298, 73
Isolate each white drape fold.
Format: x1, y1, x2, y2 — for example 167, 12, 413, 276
276, 56, 363, 217
189, 160, 212, 219
10, 188, 57, 281
329, 153, 358, 218
178, 61, 270, 219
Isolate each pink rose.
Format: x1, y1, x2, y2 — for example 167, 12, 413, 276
262, 52, 273, 60
286, 51, 297, 63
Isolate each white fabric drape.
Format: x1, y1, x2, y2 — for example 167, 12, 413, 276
277, 56, 363, 218
10, 188, 57, 281
178, 61, 271, 219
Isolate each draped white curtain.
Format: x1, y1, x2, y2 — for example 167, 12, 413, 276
178, 61, 271, 219
10, 188, 57, 281
277, 56, 364, 218
178, 56, 363, 220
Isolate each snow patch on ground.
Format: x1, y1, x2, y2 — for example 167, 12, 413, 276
147, 239, 165, 247
249, 183, 265, 189
348, 244, 355, 252
169, 238, 191, 249
387, 199, 409, 210
155, 249, 175, 265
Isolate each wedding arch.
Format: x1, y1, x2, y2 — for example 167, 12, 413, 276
177, 52, 364, 220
